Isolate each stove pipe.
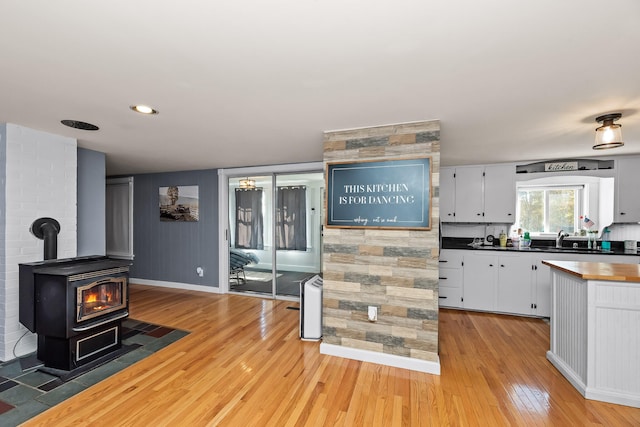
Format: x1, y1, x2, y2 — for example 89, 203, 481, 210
30, 217, 61, 260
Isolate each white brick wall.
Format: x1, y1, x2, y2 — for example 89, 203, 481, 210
0, 123, 77, 361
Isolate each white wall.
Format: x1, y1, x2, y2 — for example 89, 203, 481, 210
0, 124, 77, 361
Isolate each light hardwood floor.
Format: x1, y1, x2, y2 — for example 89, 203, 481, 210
23, 284, 640, 426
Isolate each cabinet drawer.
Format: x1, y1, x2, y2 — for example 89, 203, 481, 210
439, 249, 464, 266
439, 286, 462, 308
439, 268, 462, 287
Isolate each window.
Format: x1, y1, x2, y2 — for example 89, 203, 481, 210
516, 185, 584, 235
235, 188, 264, 249
276, 186, 307, 251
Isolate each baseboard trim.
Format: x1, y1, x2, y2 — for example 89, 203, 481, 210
130, 278, 221, 294
320, 343, 440, 375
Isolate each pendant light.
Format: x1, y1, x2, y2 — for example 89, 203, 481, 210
593, 113, 624, 150
239, 178, 255, 189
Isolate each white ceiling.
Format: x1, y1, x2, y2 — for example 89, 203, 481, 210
1, 1, 639, 175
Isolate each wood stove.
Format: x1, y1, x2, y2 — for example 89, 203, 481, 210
19, 256, 132, 371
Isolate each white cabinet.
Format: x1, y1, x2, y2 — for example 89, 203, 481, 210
496, 252, 533, 315
438, 249, 463, 308
531, 252, 575, 317
463, 251, 534, 314
484, 164, 516, 223
439, 164, 516, 223
440, 167, 456, 221
443, 249, 640, 317
615, 156, 640, 223
454, 167, 484, 222
462, 252, 497, 311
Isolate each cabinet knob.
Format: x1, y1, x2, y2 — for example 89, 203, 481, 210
489, 264, 494, 267
508, 213, 512, 216
439, 277, 447, 280
620, 212, 626, 215
500, 264, 505, 267
439, 296, 447, 299
439, 260, 448, 263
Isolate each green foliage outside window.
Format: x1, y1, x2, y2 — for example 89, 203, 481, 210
517, 187, 581, 235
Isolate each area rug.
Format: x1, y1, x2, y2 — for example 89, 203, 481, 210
0, 319, 189, 426
244, 271, 283, 282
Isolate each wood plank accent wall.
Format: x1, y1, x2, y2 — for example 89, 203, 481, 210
322, 120, 441, 366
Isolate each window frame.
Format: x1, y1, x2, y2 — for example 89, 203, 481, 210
515, 183, 585, 236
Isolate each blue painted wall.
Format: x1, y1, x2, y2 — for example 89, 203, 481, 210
77, 148, 106, 256
129, 169, 219, 287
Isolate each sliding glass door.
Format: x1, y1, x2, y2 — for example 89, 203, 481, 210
228, 175, 273, 297
274, 173, 323, 297
227, 172, 323, 299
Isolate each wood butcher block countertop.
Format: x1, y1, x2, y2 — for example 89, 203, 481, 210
542, 260, 640, 283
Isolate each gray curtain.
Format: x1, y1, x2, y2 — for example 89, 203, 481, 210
276, 186, 307, 251
235, 188, 263, 249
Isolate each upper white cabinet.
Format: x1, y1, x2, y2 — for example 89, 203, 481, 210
440, 167, 456, 221
454, 166, 484, 222
615, 156, 640, 223
440, 164, 516, 223
484, 165, 516, 223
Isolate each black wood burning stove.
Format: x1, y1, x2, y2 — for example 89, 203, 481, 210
19, 256, 132, 371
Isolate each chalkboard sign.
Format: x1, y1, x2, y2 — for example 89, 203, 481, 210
326, 157, 431, 229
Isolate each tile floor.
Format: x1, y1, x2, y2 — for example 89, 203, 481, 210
0, 319, 189, 426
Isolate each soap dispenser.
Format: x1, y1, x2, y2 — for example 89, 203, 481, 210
499, 230, 507, 248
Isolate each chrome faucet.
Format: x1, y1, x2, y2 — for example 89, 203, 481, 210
556, 230, 569, 248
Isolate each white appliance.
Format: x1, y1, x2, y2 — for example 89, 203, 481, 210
299, 275, 323, 341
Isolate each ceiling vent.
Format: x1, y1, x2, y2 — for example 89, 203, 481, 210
61, 120, 99, 131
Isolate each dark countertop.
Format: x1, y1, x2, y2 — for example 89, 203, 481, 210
441, 237, 639, 257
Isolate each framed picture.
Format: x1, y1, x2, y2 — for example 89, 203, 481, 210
159, 185, 199, 222
326, 157, 431, 230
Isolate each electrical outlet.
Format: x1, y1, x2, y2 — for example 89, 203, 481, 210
196, 267, 204, 277
368, 306, 377, 322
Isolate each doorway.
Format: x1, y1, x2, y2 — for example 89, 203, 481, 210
221, 167, 323, 300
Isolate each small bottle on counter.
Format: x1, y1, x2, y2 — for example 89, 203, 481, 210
523, 231, 531, 248
602, 227, 611, 251
499, 230, 507, 248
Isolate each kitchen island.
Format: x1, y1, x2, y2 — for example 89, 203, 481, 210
543, 260, 640, 408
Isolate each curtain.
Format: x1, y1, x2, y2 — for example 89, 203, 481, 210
276, 186, 307, 251
106, 179, 133, 259
235, 188, 264, 249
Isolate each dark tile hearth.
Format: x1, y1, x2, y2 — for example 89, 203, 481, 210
0, 319, 189, 426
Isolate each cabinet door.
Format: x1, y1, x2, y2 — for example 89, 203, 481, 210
496, 253, 533, 315
484, 164, 516, 223
616, 157, 640, 223
440, 167, 456, 221
454, 167, 484, 222
439, 286, 462, 308
463, 252, 497, 311
533, 255, 552, 317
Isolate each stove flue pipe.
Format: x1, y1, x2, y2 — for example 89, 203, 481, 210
30, 217, 61, 260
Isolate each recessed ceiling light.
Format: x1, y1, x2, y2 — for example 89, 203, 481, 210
130, 104, 159, 115
60, 119, 99, 131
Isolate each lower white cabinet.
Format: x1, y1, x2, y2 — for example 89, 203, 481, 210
462, 252, 498, 311
448, 249, 640, 318
438, 250, 463, 308
462, 251, 533, 314
496, 252, 534, 315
